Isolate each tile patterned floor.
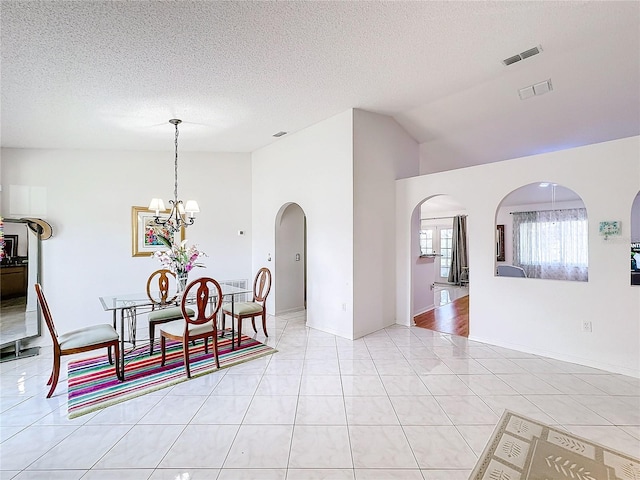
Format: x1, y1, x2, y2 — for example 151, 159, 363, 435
1, 310, 639, 479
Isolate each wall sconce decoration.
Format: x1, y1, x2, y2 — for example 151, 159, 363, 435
599, 221, 621, 240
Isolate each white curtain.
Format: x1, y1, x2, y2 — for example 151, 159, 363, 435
513, 208, 588, 281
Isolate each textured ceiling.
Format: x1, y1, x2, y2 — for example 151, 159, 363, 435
1, 1, 639, 171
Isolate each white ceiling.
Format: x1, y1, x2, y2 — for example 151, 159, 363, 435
1, 1, 639, 172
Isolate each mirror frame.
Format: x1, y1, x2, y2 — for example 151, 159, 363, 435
496, 224, 505, 262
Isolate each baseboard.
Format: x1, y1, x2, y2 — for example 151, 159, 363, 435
275, 306, 306, 316
413, 304, 435, 318
469, 334, 640, 379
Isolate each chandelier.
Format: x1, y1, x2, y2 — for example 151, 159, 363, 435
148, 119, 199, 236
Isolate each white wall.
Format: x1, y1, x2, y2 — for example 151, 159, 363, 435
352, 110, 419, 338
1, 148, 253, 341
397, 136, 640, 377
252, 110, 355, 338
275, 203, 306, 314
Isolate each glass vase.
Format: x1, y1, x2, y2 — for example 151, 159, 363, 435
176, 271, 189, 296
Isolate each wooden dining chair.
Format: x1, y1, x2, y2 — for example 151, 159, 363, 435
222, 267, 271, 348
146, 269, 195, 355
35, 283, 121, 398
159, 277, 223, 378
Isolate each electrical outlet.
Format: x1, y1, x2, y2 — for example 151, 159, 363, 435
582, 321, 592, 333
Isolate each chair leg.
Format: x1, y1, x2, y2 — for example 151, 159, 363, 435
221, 313, 226, 331
149, 323, 156, 356
212, 334, 220, 368
251, 318, 258, 333
183, 337, 191, 378
108, 346, 113, 365
114, 341, 123, 381
262, 314, 269, 337
204, 335, 209, 354
46, 371, 53, 386
160, 335, 167, 366
46, 354, 60, 398
237, 318, 242, 348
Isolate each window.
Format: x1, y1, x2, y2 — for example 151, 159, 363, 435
419, 230, 433, 255
440, 228, 453, 278
513, 208, 588, 281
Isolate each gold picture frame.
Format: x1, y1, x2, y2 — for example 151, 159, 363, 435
131, 206, 185, 257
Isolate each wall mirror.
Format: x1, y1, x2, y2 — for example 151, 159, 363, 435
496, 225, 505, 261
1, 218, 44, 360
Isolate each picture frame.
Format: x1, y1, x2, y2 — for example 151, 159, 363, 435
496, 224, 505, 262
2, 234, 18, 258
131, 206, 185, 257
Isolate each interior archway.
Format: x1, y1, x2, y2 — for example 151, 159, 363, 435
274, 203, 307, 315
411, 194, 469, 337
496, 182, 588, 281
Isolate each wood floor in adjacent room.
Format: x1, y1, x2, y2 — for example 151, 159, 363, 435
414, 293, 469, 337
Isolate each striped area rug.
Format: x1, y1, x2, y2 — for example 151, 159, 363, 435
67, 332, 277, 419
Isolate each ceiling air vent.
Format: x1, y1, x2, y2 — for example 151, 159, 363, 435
273, 131, 287, 137
503, 45, 542, 66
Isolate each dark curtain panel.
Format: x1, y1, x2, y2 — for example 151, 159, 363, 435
448, 215, 468, 284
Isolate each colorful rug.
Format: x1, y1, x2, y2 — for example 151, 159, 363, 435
67, 332, 277, 419
471, 410, 640, 480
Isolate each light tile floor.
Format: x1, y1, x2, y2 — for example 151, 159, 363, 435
1, 310, 639, 479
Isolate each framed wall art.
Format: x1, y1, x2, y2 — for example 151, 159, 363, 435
131, 206, 184, 257
2, 234, 18, 258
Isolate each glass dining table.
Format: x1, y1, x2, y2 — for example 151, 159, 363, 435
99, 282, 251, 379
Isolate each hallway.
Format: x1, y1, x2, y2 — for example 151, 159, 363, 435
414, 284, 469, 337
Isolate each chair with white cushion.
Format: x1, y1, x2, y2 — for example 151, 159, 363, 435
222, 267, 271, 348
159, 277, 223, 378
35, 283, 121, 398
146, 269, 195, 355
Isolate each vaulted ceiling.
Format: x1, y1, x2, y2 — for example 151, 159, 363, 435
1, 1, 638, 173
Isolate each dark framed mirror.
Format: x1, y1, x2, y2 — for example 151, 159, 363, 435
1, 218, 45, 361
496, 224, 505, 261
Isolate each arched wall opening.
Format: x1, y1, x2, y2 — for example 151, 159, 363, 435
496, 182, 588, 282
275, 202, 307, 315
411, 194, 469, 337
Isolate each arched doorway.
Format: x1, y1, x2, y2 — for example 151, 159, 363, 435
275, 203, 307, 315
411, 194, 469, 337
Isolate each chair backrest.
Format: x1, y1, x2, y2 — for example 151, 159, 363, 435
497, 265, 527, 278
181, 277, 223, 327
34, 283, 60, 348
146, 269, 178, 306
253, 267, 272, 304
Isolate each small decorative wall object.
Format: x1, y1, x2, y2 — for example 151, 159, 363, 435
599, 221, 621, 240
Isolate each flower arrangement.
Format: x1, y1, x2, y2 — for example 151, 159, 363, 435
153, 238, 206, 276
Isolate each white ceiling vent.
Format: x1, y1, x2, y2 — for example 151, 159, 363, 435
503, 45, 542, 66
272, 131, 287, 137
518, 79, 553, 100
